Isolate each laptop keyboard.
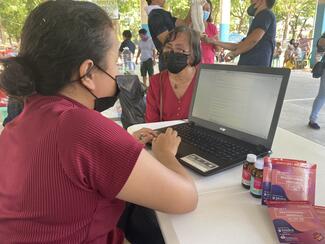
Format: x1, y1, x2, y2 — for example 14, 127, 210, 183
167, 123, 252, 162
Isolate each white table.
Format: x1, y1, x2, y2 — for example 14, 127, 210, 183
128, 121, 325, 244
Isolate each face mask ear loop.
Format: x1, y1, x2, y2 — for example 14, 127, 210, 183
74, 64, 99, 99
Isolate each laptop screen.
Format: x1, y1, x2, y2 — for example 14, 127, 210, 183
191, 68, 284, 140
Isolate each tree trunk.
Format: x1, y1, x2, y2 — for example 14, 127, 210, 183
282, 15, 290, 45
298, 19, 308, 36
0, 24, 3, 44
237, 17, 244, 32
236, 8, 246, 33
9, 36, 13, 46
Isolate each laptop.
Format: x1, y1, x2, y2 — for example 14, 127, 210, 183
157, 64, 290, 176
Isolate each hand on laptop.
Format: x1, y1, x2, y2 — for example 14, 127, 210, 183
152, 128, 181, 158
132, 128, 158, 144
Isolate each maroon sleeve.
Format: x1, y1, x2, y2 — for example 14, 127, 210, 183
57, 108, 144, 199
145, 74, 161, 123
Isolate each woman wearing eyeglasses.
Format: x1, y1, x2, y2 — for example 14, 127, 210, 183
0, 2, 198, 243
145, 26, 201, 122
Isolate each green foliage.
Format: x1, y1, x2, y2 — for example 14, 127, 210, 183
273, 0, 316, 41
230, 0, 251, 34
118, 0, 141, 41
0, 0, 42, 42
167, 0, 220, 23
167, 0, 190, 19
0, 0, 318, 45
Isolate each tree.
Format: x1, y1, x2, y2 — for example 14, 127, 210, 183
0, 0, 42, 43
118, 0, 141, 40
0, 0, 318, 46
274, 0, 316, 43
230, 0, 250, 34
167, 0, 220, 25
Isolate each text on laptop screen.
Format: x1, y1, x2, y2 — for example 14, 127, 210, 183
192, 69, 283, 139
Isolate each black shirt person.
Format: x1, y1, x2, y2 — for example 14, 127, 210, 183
146, 0, 192, 71
119, 30, 136, 54
205, 0, 276, 67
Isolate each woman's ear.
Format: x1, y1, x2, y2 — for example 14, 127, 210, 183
79, 59, 96, 91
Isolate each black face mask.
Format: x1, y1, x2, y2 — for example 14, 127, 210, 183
164, 51, 189, 74
74, 64, 119, 112
93, 92, 119, 112
247, 4, 257, 16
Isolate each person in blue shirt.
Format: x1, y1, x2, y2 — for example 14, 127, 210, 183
204, 0, 276, 67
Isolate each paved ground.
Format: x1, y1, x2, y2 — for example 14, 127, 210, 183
278, 70, 325, 146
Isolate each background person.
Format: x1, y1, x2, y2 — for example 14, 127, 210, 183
292, 40, 303, 68
201, 0, 219, 64
308, 33, 325, 130
0, 1, 198, 243
204, 0, 276, 67
298, 33, 311, 60
146, 26, 201, 122
283, 39, 295, 69
146, 0, 193, 71
119, 30, 136, 55
135, 28, 156, 88
272, 41, 282, 67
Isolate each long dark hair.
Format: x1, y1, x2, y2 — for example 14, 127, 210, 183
0, 1, 114, 96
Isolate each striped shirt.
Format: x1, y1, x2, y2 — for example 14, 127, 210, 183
0, 95, 143, 243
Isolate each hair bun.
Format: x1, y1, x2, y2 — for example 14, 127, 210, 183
0, 57, 36, 96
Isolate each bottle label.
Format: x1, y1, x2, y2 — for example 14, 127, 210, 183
250, 176, 263, 196
242, 167, 251, 186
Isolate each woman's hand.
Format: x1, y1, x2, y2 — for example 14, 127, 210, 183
201, 34, 216, 45
132, 128, 158, 144
225, 51, 238, 62
152, 128, 181, 159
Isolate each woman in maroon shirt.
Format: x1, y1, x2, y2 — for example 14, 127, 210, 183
146, 26, 201, 122
0, 1, 197, 243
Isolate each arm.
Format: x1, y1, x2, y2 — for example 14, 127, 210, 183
136, 48, 141, 65
117, 129, 198, 214
58, 110, 197, 214
203, 24, 220, 51
224, 10, 272, 60
229, 28, 265, 57
223, 28, 265, 61
156, 31, 170, 47
210, 40, 238, 51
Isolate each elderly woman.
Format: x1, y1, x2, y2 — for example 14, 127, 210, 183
0, 1, 197, 243
145, 25, 201, 122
